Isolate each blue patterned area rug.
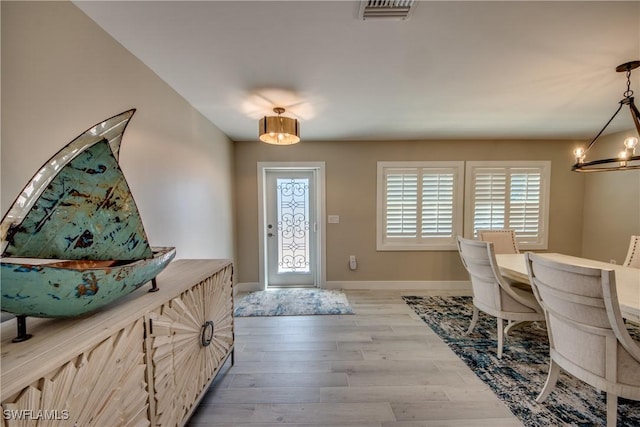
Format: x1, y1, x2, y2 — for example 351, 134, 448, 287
402, 295, 640, 427
234, 288, 354, 317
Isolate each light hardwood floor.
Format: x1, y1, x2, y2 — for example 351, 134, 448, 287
187, 290, 523, 426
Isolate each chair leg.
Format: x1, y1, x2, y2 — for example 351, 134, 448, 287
606, 393, 617, 427
504, 320, 530, 335
536, 359, 561, 403
497, 317, 504, 359
466, 306, 479, 335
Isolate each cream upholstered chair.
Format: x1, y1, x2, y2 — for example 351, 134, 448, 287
477, 229, 519, 254
456, 236, 544, 358
525, 253, 640, 427
623, 235, 640, 268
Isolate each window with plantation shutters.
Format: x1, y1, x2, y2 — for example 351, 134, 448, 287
385, 172, 418, 238
377, 162, 464, 250
464, 161, 550, 250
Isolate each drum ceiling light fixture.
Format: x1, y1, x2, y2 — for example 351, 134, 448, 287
259, 107, 300, 145
572, 60, 640, 172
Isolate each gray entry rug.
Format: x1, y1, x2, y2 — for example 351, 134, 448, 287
234, 288, 354, 317
402, 295, 640, 427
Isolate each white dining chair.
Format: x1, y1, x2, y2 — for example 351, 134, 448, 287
456, 236, 544, 358
526, 252, 640, 427
623, 235, 640, 268
477, 229, 519, 254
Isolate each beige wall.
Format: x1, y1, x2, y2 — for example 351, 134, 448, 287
1, 1, 235, 260
6, 1, 633, 285
235, 139, 584, 284
581, 130, 640, 263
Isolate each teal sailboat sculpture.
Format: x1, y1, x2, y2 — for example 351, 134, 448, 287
1, 110, 176, 329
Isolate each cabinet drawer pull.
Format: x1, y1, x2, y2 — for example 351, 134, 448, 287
201, 320, 215, 347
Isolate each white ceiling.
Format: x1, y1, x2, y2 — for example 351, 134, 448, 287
74, 1, 640, 142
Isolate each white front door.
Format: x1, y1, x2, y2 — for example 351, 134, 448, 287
265, 170, 316, 287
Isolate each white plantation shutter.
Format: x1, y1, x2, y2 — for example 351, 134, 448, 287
421, 173, 454, 237
473, 171, 507, 230
508, 171, 541, 238
465, 161, 550, 249
385, 173, 418, 237
378, 162, 463, 250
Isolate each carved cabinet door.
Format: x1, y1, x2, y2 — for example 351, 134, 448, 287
1, 318, 149, 427
145, 265, 234, 426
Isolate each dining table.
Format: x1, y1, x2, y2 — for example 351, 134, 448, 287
495, 253, 640, 323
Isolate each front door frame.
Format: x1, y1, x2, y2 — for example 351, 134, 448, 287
257, 162, 326, 290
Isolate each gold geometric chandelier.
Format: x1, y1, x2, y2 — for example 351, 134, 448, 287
572, 60, 640, 172
258, 107, 300, 145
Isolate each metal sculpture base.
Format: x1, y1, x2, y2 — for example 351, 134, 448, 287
148, 278, 159, 292
12, 315, 32, 342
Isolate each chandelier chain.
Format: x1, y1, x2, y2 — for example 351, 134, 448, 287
624, 69, 634, 98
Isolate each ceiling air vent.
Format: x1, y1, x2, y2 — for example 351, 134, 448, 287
359, 0, 416, 21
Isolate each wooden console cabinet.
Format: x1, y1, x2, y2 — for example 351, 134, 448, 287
1, 259, 234, 427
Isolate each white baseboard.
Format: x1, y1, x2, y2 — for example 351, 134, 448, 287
235, 281, 471, 292
235, 282, 262, 294
325, 280, 471, 290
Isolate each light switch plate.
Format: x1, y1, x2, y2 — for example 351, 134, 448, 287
328, 215, 340, 224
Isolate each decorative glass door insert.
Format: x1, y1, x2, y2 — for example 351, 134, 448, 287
276, 178, 310, 273
266, 171, 316, 287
